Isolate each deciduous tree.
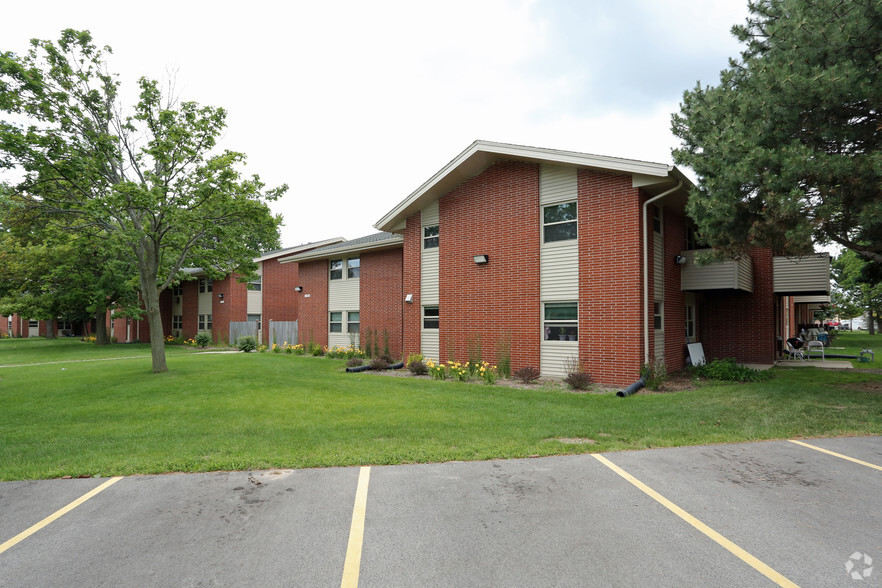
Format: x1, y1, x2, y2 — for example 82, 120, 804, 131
0, 30, 284, 371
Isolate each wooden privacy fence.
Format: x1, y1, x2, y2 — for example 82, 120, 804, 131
229, 321, 258, 346
268, 320, 299, 348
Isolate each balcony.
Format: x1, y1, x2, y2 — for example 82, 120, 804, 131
773, 254, 831, 295
679, 249, 753, 293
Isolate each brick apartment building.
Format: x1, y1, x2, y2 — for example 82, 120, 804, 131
1, 141, 830, 385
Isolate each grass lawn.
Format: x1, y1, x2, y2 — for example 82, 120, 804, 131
1, 337, 881, 481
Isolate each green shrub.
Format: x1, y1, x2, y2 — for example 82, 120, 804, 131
195, 332, 211, 348
640, 360, 668, 390
478, 361, 497, 385
237, 336, 257, 352
427, 359, 446, 380
407, 353, 428, 375
513, 366, 540, 384
563, 359, 592, 390
346, 357, 364, 368
690, 358, 774, 383
495, 335, 512, 379
369, 357, 390, 370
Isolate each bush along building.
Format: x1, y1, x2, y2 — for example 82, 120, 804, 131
1, 141, 830, 385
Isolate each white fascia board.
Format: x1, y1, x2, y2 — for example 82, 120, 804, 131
374, 140, 679, 232
279, 235, 404, 264
254, 237, 346, 262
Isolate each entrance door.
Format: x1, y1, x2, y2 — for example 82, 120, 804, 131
28, 320, 39, 337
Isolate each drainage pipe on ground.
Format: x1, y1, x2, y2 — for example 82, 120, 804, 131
617, 377, 646, 398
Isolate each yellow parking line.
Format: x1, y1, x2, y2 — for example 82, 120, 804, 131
592, 454, 798, 588
341, 466, 371, 588
789, 440, 882, 471
0, 476, 123, 555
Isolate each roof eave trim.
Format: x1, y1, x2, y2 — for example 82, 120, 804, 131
279, 235, 404, 264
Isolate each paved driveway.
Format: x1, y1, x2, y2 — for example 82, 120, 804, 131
1, 437, 880, 587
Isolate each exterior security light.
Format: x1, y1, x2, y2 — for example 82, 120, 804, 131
675, 255, 687, 265
405, 294, 413, 303
217, 293, 224, 299
473, 254, 489, 265
294, 286, 303, 292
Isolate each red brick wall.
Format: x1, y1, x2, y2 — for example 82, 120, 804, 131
578, 171, 645, 384
182, 280, 199, 339
0, 315, 8, 337
361, 248, 404, 358
211, 274, 248, 345
698, 248, 777, 364
402, 213, 423, 356
297, 260, 329, 346
438, 160, 541, 368
263, 259, 300, 323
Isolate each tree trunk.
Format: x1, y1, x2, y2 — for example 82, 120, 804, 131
95, 312, 110, 345
45, 318, 57, 340
137, 242, 168, 373
869, 310, 876, 335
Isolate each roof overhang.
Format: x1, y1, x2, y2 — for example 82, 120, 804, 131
279, 234, 404, 264
255, 237, 346, 262
374, 140, 693, 232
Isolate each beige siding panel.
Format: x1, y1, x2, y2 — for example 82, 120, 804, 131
421, 248, 440, 305
198, 291, 212, 315
540, 165, 577, 205
247, 290, 262, 315
792, 295, 831, 304
329, 279, 360, 310
421, 331, 440, 362
680, 250, 754, 292
422, 201, 440, 227
540, 242, 578, 300
654, 330, 664, 361
540, 340, 578, 378
329, 332, 356, 349
773, 255, 831, 294
653, 230, 664, 301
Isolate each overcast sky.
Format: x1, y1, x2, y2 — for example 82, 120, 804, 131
2, 0, 750, 248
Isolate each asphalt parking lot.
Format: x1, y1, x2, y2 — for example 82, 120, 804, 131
1, 437, 880, 587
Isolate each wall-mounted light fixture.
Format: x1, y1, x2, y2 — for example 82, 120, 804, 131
674, 255, 687, 265
405, 294, 413, 303
217, 293, 224, 299
294, 286, 303, 292
473, 254, 489, 265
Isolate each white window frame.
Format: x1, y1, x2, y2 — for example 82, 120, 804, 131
423, 225, 439, 249
199, 278, 213, 294
422, 306, 439, 329
247, 313, 261, 331
347, 311, 359, 334
543, 302, 578, 341
173, 315, 182, 330
198, 314, 206, 330
654, 302, 663, 331
685, 304, 695, 340
329, 259, 343, 280
329, 311, 343, 333
542, 202, 577, 243
248, 276, 262, 291
347, 257, 360, 279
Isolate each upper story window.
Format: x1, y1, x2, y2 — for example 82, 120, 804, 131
543, 202, 577, 243
172, 284, 183, 297
330, 259, 343, 280
653, 207, 662, 234
199, 278, 213, 293
247, 276, 262, 291
347, 257, 360, 279
423, 225, 439, 249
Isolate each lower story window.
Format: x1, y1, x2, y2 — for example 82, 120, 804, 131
654, 302, 663, 331
329, 312, 343, 333
28, 320, 39, 328
685, 305, 695, 340
198, 314, 212, 331
247, 313, 261, 331
544, 302, 578, 341
347, 311, 359, 334
423, 306, 439, 329
173, 315, 182, 330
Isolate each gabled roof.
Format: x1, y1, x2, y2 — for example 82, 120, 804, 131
279, 232, 403, 264
374, 140, 692, 232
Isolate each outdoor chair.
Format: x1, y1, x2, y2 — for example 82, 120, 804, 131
807, 340, 825, 360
